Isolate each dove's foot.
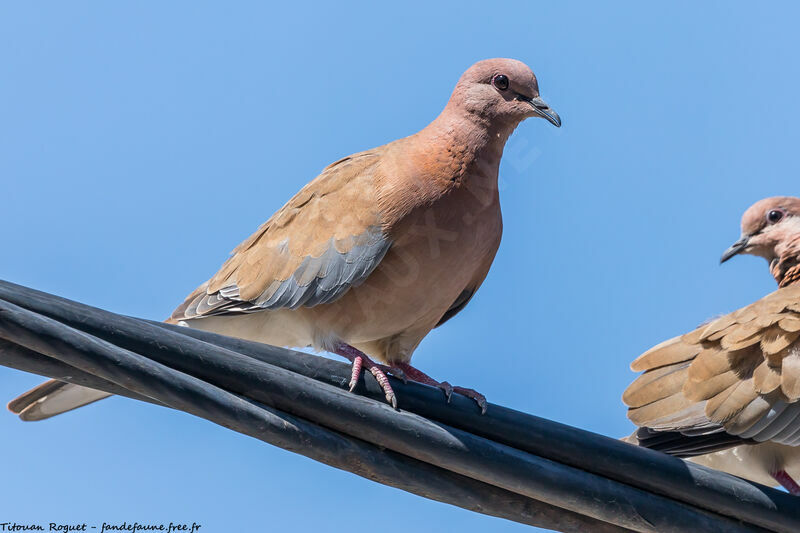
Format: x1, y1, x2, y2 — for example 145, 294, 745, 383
772, 470, 800, 495
333, 343, 397, 409
392, 362, 487, 414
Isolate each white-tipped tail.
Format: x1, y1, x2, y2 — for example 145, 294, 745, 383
8, 380, 111, 421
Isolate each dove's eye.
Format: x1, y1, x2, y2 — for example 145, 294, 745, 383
492, 74, 509, 91
767, 209, 785, 224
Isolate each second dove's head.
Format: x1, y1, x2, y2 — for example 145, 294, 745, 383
721, 196, 800, 265
449, 58, 561, 127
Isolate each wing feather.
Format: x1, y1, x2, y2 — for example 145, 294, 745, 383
171, 150, 392, 321
625, 284, 800, 454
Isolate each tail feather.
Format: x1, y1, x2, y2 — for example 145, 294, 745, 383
8, 319, 194, 421
8, 380, 111, 421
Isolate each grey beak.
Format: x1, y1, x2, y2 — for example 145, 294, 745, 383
720, 235, 750, 264
528, 96, 561, 127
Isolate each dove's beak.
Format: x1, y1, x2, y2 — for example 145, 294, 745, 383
720, 235, 751, 264
520, 95, 561, 127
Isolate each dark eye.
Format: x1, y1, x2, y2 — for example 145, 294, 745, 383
492, 74, 509, 91
767, 209, 785, 224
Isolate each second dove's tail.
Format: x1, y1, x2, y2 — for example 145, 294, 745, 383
7, 380, 111, 421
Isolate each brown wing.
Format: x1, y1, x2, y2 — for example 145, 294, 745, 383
171, 149, 392, 320
623, 284, 800, 448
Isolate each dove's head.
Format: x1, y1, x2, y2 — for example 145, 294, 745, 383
721, 197, 800, 274
448, 58, 561, 128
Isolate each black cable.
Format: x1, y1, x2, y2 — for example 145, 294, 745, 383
0, 288, 778, 533
0, 314, 626, 533
0, 279, 795, 532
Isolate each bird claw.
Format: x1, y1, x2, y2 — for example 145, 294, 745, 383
439, 381, 454, 403
348, 355, 363, 392
367, 364, 398, 409
338, 346, 485, 413
453, 386, 488, 415
341, 348, 398, 409
390, 362, 488, 414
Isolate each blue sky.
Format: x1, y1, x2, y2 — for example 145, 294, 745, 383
2, 1, 799, 531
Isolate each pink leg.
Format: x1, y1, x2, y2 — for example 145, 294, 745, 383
333, 343, 397, 409
393, 362, 487, 414
772, 470, 800, 495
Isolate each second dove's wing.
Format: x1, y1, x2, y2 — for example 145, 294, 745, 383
624, 284, 800, 450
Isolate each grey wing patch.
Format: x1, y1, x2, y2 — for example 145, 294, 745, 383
435, 288, 475, 328
637, 393, 800, 455
184, 227, 391, 317
734, 399, 800, 446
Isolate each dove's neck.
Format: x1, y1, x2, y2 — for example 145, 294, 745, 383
375, 110, 520, 224
772, 235, 800, 288
415, 108, 521, 184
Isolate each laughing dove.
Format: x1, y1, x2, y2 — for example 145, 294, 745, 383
623, 196, 800, 494
9, 58, 561, 421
